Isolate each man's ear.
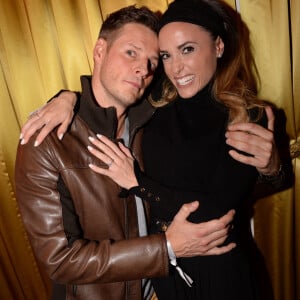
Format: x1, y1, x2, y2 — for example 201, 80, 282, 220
93, 38, 107, 61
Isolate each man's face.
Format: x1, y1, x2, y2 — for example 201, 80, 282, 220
93, 23, 159, 112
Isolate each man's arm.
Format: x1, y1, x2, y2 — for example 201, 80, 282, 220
87, 134, 236, 257
166, 202, 235, 257
15, 135, 169, 283
225, 106, 280, 176
15, 135, 235, 285
20, 93, 282, 177
225, 106, 292, 193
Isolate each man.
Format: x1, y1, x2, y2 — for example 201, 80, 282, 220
15, 6, 236, 300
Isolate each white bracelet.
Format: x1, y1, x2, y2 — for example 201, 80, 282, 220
166, 240, 193, 287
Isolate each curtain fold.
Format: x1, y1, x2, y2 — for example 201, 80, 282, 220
290, 0, 300, 299
238, 1, 298, 299
0, 1, 298, 299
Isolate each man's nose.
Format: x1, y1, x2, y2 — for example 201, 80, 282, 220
135, 59, 150, 78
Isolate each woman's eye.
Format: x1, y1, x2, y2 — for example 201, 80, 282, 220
182, 46, 194, 54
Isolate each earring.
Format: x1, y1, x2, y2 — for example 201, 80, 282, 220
218, 53, 222, 58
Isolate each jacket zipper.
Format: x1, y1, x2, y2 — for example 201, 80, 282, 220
72, 284, 77, 297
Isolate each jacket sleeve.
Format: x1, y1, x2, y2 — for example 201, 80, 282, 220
14, 137, 169, 285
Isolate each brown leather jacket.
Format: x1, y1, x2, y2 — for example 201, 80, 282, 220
15, 76, 168, 300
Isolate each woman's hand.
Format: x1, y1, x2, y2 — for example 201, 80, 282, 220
88, 135, 139, 189
20, 91, 77, 146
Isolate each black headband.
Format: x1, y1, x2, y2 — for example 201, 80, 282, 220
159, 0, 226, 39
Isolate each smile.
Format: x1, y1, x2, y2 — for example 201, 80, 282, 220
176, 75, 195, 86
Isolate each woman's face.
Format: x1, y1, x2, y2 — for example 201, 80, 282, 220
159, 22, 224, 99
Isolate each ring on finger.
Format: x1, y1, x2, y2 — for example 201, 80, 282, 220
107, 159, 114, 168
28, 110, 40, 119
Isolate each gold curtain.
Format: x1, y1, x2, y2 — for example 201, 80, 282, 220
0, 0, 298, 299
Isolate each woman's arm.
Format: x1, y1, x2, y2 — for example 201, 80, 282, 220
20, 93, 285, 185
20, 90, 78, 146
88, 135, 208, 212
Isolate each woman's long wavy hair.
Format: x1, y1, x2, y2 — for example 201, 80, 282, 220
150, 0, 265, 123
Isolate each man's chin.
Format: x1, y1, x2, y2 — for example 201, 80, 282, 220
127, 92, 143, 103
124, 95, 143, 108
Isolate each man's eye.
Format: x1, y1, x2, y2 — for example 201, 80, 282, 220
160, 53, 169, 60
126, 50, 136, 57
149, 61, 157, 71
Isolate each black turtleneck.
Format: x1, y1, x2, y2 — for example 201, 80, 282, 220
142, 84, 259, 223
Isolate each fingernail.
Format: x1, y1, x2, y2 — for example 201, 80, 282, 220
87, 145, 93, 151
58, 133, 64, 140
19, 133, 23, 140
88, 136, 95, 142
96, 134, 102, 139
20, 139, 25, 145
34, 140, 39, 147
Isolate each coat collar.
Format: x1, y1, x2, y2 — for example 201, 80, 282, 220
78, 75, 155, 142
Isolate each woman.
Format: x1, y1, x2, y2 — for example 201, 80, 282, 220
20, 1, 280, 299
87, 1, 270, 299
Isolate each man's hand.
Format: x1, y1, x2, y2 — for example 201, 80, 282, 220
225, 106, 280, 175
20, 91, 76, 146
166, 201, 236, 257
